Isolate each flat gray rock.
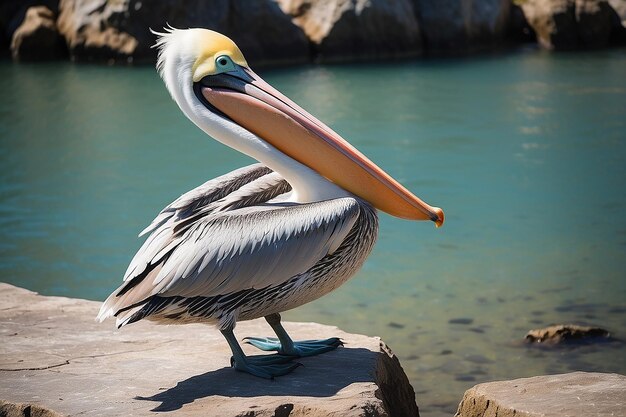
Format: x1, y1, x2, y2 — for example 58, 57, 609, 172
454, 372, 626, 417
0, 283, 418, 417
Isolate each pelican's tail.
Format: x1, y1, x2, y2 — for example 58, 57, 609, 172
96, 292, 145, 329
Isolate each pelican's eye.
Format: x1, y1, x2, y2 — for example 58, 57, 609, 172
215, 55, 236, 73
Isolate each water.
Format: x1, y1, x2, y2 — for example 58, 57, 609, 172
1, 49, 625, 416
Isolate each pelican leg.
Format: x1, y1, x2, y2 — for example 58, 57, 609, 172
244, 313, 343, 357
221, 327, 301, 379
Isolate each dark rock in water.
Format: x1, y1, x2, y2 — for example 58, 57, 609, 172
10, 6, 67, 61
411, 0, 512, 53
468, 327, 485, 333
464, 354, 494, 364
455, 374, 476, 382
608, 305, 626, 314
449, 318, 474, 325
454, 372, 626, 417
277, 0, 423, 62
508, 3, 538, 43
576, 0, 614, 47
519, 0, 617, 50
525, 324, 611, 345
440, 349, 453, 355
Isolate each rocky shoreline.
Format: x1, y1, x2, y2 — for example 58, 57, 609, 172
3, 0, 626, 66
2, 283, 625, 416
0, 283, 418, 417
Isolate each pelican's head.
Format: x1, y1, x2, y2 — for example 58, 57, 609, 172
153, 28, 444, 226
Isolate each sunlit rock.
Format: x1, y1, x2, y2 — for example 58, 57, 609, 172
57, 0, 309, 66
454, 372, 626, 417
277, 0, 422, 62
0, 283, 419, 417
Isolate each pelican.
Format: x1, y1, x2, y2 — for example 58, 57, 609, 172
97, 28, 444, 378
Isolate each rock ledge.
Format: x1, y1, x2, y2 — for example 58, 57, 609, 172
0, 283, 418, 417
454, 372, 626, 417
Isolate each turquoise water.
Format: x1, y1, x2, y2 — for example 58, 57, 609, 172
1, 49, 625, 416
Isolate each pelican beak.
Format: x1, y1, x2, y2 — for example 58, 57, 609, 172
194, 66, 444, 226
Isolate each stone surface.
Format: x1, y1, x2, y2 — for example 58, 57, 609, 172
454, 372, 626, 417
575, 0, 614, 47
609, 0, 626, 19
412, 0, 512, 53
0, 0, 60, 58
520, 0, 615, 49
0, 283, 419, 417
278, 0, 422, 62
10, 6, 66, 61
525, 324, 612, 344
57, 0, 309, 65
608, 0, 626, 44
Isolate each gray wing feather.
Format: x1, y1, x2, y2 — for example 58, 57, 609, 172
138, 163, 271, 237
97, 164, 358, 323
123, 164, 274, 283
98, 198, 359, 321
155, 198, 360, 298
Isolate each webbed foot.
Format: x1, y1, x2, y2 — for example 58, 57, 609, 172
244, 336, 343, 357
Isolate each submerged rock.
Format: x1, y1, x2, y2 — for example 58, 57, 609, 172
0, 283, 419, 417
10, 6, 66, 61
454, 372, 626, 417
525, 324, 611, 345
277, 0, 422, 62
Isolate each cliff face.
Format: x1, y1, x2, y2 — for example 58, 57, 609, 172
5, 0, 626, 64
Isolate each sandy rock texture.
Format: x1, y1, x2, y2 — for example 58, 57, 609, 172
454, 372, 626, 417
277, 0, 422, 61
0, 283, 419, 417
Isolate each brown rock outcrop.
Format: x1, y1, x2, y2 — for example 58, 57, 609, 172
520, 0, 615, 49
0, 283, 419, 417
57, 0, 310, 66
454, 372, 626, 417
278, 0, 422, 62
525, 324, 611, 344
10, 6, 66, 61
412, 0, 512, 53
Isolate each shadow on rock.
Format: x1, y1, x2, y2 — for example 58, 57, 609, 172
136, 347, 376, 412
